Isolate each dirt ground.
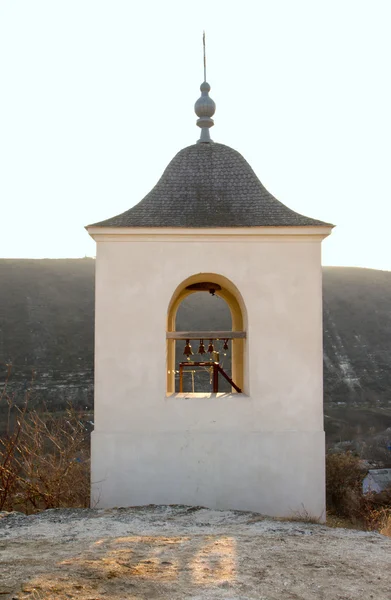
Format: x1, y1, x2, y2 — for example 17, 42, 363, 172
0, 506, 390, 600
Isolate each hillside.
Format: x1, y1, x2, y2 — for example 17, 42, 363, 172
0, 259, 95, 409
323, 267, 391, 405
0, 260, 390, 444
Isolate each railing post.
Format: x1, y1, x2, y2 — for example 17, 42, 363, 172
179, 364, 183, 393
212, 363, 219, 393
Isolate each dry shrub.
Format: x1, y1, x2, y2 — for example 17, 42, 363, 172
0, 363, 26, 510
361, 488, 391, 536
326, 451, 364, 519
326, 451, 391, 536
0, 365, 90, 513
379, 511, 391, 536
364, 506, 391, 536
14, 406, 90, 512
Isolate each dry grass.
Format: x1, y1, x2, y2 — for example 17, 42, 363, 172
276, 505, 323, 525
367, 507, 391, 537
380, 513, 391, 536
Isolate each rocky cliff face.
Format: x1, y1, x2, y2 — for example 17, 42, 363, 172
322, 267, 391, 406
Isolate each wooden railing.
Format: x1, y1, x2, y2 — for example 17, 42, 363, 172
178, 361, 242, 394
167, 331, 246, 340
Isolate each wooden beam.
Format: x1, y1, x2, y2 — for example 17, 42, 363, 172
216, 364, 242, 393
166, 331, 246, 340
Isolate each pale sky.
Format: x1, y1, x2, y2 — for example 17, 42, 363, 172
1, 0, 390, 270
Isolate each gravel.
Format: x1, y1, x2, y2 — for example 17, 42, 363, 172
1, 505, 390, 599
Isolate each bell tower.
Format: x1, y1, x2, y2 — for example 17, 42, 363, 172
87, 47, 333, 519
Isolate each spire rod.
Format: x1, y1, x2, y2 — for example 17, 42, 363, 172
203, 31, 206, 82
194, 32, 216, 143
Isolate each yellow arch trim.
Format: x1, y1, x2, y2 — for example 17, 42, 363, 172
166, 273, 247, 394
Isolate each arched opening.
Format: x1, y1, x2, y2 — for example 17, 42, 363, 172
175, 292, 232, 392
167, 273, 247, 395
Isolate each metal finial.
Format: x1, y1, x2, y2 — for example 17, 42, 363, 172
194, 32, 216, 143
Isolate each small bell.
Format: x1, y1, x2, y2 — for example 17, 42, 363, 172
184, 339, 193, 357
207, 340, 214, 354
198, 339, 206, 355
223, 339, 229, 351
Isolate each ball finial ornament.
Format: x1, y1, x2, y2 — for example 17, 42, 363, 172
195, 81, 216, 143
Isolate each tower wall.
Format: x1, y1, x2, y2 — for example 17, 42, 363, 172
91, 230, 326, 519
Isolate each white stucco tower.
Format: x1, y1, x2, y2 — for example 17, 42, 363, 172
87, 78, 333, 519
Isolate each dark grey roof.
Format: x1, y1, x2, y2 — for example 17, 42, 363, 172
90, 143, 333, 228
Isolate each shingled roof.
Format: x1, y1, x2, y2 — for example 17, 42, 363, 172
90, 142, 333, 228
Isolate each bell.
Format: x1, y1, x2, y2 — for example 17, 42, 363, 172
207, 340, 214, 354
198, 339, 206, 355
184, 340, 193, 357
223, 339, 229, 351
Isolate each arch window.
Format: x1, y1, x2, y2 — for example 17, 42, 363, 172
166, 273, 247, 395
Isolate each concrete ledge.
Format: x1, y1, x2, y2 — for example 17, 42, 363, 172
165, 392, 248, 399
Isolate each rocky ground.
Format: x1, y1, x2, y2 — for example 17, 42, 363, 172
0, 505, 390, 600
